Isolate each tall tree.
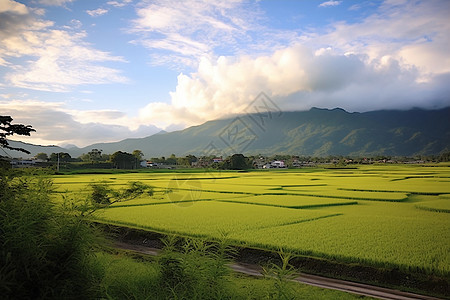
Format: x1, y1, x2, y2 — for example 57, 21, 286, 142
177, 154, 197, 166
224, 154, 251, 170
87, 149, 102, 163
166, 153, 177, 165
35, 153, 49, 161
132, 150, 144, 168
50, 152, 72, 162
110, 151, 135, 169
0, 116, 35, 154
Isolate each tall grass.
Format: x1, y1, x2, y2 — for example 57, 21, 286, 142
262, 248, 298, 300
95, 246, 365, 300
0, 169, 102, 299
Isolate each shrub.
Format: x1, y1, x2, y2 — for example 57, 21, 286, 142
0, 169, 101, 299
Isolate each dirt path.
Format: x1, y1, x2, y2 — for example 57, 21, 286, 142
113, 241, 443, 300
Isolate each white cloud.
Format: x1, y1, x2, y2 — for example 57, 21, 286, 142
130, 0, 260, 67
0, 100, 161, 147
139, 36, 449, 129
136, 0, 450, 129
107, 0, 133, 8
319, 1, 342, 8
0, 1, 128, 92
38, 0, 74, 6
86, 8, 108, 17
307, 0, 450, 79
68, 19, 82, 29
137, 45, 353, 127
3, 30, 128, 91
0, 0, 28, 14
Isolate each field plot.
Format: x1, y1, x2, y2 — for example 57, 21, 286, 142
94, 201, 337, 237
108, 191, 249, 207
415, 197, 450, 213
281, 187, 409, 201
230, 201, 450, 274
54, 164, 450, 276
216, 194, 358, 208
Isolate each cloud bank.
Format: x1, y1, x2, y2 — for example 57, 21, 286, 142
138, 0, 450, 129
0, 100, 161, 147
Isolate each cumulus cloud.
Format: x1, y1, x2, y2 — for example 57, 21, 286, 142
138, 45, 442, 128
0, 1, 128, 92
0, 100, 162, 147
0, 0, 48, 40
0, 0, 28, 14
308, 0, 450, 79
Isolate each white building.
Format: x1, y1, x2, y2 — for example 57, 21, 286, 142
141, 161, 158, 168
271, 160, 286, 168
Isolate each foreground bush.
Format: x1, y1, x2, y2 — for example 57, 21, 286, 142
0, 169, 100, 299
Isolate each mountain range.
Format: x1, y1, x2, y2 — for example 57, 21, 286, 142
5, 107, 450, 158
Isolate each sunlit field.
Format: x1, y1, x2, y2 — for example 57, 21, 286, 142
52, 164, 450, 276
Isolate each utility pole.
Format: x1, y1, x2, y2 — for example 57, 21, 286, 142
57, 152, 60, 172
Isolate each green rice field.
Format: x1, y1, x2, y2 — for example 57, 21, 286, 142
52, 164, 450, 276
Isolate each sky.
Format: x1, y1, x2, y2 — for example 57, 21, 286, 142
0, 0, 449, 148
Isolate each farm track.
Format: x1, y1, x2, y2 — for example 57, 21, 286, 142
113, 241, 444, 300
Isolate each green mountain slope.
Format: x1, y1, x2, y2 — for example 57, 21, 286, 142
6, 107, 450, 158
2, 141, 67, 158
72, 107, 449, 157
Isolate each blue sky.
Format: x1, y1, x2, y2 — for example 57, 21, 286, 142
1, 0, 449, 147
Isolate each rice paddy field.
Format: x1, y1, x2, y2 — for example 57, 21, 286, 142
52, 164, 450, 277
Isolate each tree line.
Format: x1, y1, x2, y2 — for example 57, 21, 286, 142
29, 150, 450, 172
33, 149, 145, 170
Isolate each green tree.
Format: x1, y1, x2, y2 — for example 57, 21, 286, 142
79, 153, 90, 162
110, 151, 135, 169
132, 150, 144, 168
438, 151, 450, 162
49, 152, 72, 162
101, 153, 110, 161
35, 153, 49, 161
87, 149, 102, 163
0, 116, 35, 154
222, 154, 251, 170
132, 150, 144, 160
186, 154, 197, 164
177, 155, 197, 166
166, 153, 177, 165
